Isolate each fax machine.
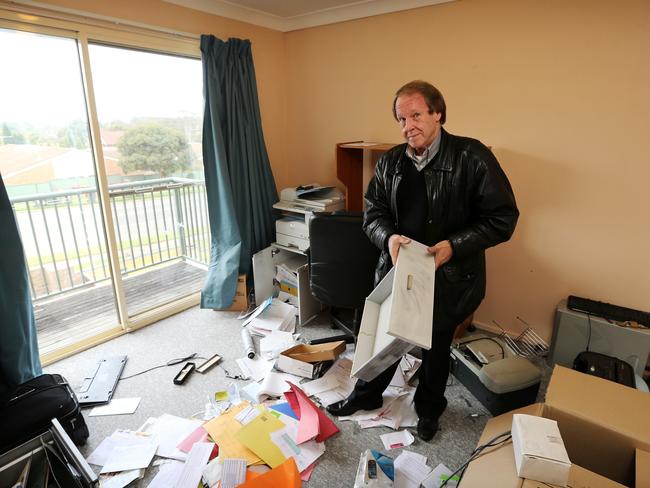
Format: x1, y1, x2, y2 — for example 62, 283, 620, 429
273, 184, 345, 251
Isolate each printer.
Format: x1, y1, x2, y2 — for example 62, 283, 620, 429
273, 184, 345, 251
274, 184, 345, 214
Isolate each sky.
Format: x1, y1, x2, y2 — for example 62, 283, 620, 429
0, 27, 203, 127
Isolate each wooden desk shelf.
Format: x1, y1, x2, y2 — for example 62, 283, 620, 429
336, 141, 396, 211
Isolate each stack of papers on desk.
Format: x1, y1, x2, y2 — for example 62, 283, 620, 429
275, 263, 299, 287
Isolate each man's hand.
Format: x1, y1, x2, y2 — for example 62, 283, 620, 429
427, 240, 453, 270
388, 234, 411, 265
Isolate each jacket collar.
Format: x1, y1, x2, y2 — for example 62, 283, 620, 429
428, 128, 453, 172
392, 128, 452, 175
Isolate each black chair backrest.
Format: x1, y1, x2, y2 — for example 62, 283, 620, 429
309, 211, 380, 310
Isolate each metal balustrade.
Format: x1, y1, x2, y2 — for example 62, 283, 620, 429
9, 177, 210, 300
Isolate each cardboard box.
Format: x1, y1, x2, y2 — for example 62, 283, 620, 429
461, 366, 650, 488
351, 241, 435, 381
637, 449, 650, 488
511, 414, 571, 486
214, 274, 248, 311
521, 464, 627, 488
277, 341, 346, 379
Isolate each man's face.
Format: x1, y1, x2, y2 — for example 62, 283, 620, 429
394, 92, 441, 154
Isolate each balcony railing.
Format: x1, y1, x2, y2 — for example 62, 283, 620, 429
10, 177, 210, 301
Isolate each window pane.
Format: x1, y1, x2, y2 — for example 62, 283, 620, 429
89, 44, 207, 317
0, 27, 119, 355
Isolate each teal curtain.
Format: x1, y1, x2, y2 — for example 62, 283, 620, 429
200, 35, 278, 309
0, 173, 42, 395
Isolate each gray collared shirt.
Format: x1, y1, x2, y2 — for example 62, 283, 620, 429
405, 131, 441, 172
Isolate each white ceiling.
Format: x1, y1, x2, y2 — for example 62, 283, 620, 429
164, 0, 454, 32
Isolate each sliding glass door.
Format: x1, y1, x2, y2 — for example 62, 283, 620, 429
0, 18, 205, 362
88, 44, 207, 318
0, 27, 119, 357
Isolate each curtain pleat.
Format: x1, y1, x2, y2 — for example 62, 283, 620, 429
200, 36, 278, 309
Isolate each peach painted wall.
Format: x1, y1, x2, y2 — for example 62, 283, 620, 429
284, 0, 650, 339
36, 0, 289, 189
32, 0, 650, 340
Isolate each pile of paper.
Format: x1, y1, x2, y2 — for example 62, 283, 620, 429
275, 262, 300, 306
242, 298, 296, 336
199, 382, 339, 484
86, 414, 212, 487
86, 383, 338, 487
82, 329, 427, 487
301, 357, 356, 407
273, 252, 306, 307
331, 354, 421, 431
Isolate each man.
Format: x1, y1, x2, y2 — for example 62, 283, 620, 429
327, 80, 519, 441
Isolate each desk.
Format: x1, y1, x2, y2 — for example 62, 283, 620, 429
336, 142, 396, 211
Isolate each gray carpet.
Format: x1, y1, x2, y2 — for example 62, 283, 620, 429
44, 305, 552, 487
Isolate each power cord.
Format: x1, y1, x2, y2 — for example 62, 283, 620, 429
440, 431, 512, 487
119, 353, 204, 381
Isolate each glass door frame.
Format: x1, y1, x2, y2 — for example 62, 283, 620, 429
0, 7, 203, 365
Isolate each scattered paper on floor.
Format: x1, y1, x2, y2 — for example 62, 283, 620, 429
394, 450, 433, 488
89, 397, 141, 417
174, 442, 213, 488
100, 443, 157, 474
380, 430, 415, 450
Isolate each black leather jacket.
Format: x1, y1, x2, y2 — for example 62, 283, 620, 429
363, 128, 519, 331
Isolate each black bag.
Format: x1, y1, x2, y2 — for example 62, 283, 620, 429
0, 373, 89, 454
572, 351, 636, 388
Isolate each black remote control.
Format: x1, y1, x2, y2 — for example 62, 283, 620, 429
173, 362, 195, 385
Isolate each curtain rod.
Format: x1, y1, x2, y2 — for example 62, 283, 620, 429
2, 0, 201, 40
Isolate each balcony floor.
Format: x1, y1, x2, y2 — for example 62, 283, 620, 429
34, 260, 207, 356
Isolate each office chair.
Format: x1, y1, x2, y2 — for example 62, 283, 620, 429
308, 211, 380, 344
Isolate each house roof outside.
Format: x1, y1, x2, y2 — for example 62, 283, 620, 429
100, 129, 124, 147
1, 139, 204, 189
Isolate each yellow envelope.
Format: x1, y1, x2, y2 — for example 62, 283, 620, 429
235, 409, 287, 468
203, 401, 261, 466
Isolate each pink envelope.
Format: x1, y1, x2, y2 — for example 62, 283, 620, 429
284, 382, 339, 443
300, 460, 317, 481
177, 424, 209, 453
